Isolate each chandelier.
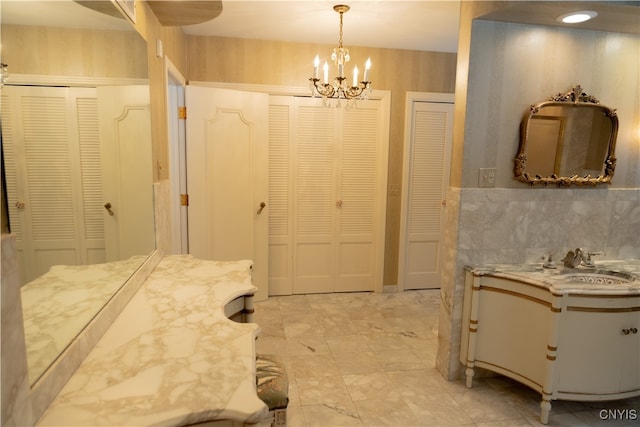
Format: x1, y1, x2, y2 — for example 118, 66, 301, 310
309, 5, 371, 103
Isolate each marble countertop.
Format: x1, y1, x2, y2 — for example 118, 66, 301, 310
22, 255, 148, 384
465, 259, 640, 296
37, 255, 268, 426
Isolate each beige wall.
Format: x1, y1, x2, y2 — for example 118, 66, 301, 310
1, 25, 148, 78
186, 35, 457, 285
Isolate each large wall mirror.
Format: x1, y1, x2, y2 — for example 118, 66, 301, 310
514, 85, 619, 186
1, 0, 154, 385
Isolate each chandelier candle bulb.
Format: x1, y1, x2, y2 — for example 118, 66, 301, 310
313, 55, 320, 79
364, 58, 371, 81
353, 66, 359, 86
323, 62, 329, 84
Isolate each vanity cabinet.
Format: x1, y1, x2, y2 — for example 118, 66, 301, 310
461, 268, 640, 425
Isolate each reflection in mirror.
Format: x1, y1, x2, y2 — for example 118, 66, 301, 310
514, 85, 619, 186
0, 0, 154, 385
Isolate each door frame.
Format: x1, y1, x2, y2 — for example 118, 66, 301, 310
165, 57, 188, 254
398, 91, 454, 291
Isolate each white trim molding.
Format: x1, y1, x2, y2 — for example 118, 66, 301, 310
6, 74, 148, 87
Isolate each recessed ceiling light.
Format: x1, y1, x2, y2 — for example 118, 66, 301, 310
558, 11, 598, 24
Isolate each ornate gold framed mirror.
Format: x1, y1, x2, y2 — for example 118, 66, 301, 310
514, 85, 618, 186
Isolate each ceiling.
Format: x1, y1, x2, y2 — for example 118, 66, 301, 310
1, 1, 638, 54
181, 1, 461, 52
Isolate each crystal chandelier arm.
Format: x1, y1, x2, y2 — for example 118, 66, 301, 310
310, 78, 336, 98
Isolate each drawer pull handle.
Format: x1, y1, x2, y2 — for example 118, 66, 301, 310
622, 328, 638, 335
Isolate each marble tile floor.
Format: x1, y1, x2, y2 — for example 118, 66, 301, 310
254, 290, 640, 427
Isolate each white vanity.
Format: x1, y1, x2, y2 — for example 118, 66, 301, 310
461, 260, 640, 424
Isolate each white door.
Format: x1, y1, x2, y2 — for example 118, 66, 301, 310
97, 85, 154, 262
293, 100, 338, 294
399, 96, 454, 290
268, 96, 389, 295
1, 86, 103, 283
335, 104, 387, 292
185, 86, 269, 301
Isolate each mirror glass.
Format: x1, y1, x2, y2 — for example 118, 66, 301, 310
514, 85, 618, 186
1, 0, 154, 384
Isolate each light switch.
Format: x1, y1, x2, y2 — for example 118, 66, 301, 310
479, 168, 496, 188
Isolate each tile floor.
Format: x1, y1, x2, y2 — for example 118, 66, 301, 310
254, 290, 640, 427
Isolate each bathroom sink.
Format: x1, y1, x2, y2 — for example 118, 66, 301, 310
561, 269, 636, 285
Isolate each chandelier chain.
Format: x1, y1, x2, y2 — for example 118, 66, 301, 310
338, 10, 344, 49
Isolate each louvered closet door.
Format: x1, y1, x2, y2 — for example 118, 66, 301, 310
400, 100, 454, 289
335, 105, 384, 292
1, 86, 103, 284
268, 96, 388, 295
293, 99, 338, 294
267, 98, 294, 295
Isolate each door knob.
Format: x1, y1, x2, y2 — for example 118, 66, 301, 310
104, 202, 115, 216
256, 202, 266, 214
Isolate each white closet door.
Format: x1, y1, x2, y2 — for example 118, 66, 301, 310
270, 97, 388, 295
399, 99, 454, 290
267, 97, 293, 296
293, 99, 338, 294
1, 86, 103, 283
335, 105, 385, 292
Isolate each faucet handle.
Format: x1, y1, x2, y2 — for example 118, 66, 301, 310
582, 251, 601, 267
542, 253, 556, 269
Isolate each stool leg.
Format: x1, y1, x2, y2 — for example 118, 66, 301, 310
273, 408, 287, 426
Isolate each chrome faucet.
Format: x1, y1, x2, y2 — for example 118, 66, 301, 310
562, 248, 599, 268
562, 248, 585, 268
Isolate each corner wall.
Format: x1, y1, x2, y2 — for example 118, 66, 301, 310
437, 17, 640, 380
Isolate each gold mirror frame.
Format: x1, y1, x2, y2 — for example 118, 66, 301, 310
514, 85, 618, 186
